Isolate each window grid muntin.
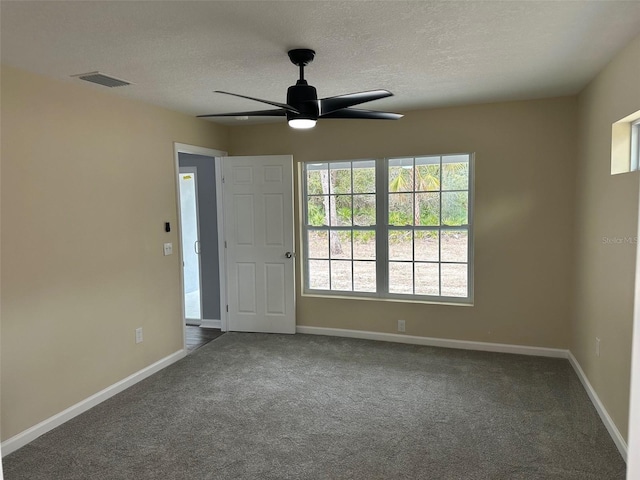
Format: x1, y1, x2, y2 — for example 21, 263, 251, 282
302, 154, 473, 303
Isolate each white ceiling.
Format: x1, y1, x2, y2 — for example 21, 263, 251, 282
2, 1, 640, 126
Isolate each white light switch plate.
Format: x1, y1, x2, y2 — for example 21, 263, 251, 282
163, 243, 173, 256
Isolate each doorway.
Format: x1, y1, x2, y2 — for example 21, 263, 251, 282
178, 166, 202, 322
174, 144, 228, 348
174, 145, 296, 339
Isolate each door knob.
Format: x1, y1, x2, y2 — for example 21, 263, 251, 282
285, 251, 294, 258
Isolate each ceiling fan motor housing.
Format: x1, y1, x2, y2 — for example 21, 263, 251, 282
286, 82, 319, 121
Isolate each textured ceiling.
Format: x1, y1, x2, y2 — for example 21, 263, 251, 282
2, 1, 640, 126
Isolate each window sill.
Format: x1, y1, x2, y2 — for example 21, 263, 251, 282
301, 291, 474, 307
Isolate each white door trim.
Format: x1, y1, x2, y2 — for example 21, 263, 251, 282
173, 143, 228, 352
215, 156, 227, 331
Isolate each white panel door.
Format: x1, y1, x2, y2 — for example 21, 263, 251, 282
222, 155, 295, 333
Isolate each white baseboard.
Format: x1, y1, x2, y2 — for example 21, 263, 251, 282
297, 326, 627, 461
200, 319, 222, 329
3, 326, 627, 464
568, 352, 628, 461
296, 326, 568, 358
1, 349, 187, 457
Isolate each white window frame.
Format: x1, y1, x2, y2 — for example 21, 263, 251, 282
301, 154, 475, 305
632, 119, 640, 172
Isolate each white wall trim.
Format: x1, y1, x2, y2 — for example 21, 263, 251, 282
296, 326, 568, 358
297, 326, 627, 461
1, 349, 187, 457
214, 156, 228, 332
174, 143, 227, 158
200, 318, 222, 329
568, 352, 628, 461
3, 326, 627, 463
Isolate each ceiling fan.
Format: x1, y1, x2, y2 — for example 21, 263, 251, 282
198, 49, 403, 129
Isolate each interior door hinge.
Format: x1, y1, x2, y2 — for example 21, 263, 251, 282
224, 241, 227, 248
226, 305, 229, 312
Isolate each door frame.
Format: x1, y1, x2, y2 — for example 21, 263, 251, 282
174, 143, 228, 351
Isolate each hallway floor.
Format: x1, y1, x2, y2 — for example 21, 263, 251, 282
186, 325, 224, 353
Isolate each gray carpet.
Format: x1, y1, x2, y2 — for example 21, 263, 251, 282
3, 333, 626, 479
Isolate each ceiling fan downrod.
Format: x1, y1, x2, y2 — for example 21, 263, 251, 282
288, 48, 315, 84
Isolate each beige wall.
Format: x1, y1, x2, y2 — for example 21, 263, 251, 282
229, 96, 578, 348
5, 33, 635, 448
0, 65, 228, 440
572, 33, 640, 442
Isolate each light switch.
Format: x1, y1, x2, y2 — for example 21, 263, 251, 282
163, 243, 173, 256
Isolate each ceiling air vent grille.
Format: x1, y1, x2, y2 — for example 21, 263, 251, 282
71, 72, 131, 88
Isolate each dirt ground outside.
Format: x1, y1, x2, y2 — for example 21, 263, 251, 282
306, 231, 468, 297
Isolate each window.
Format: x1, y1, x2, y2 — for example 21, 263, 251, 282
632, 119, 640, 172
611, 111, 640, 175
302, 154, 474, 304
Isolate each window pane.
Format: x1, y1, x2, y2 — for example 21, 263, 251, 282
441, 230, 468, 262
442, 157, 469, 191
389, 230, 412, 261
415, 157, 441, 192
354, 261, 376, 292
353, 231, 376, 259
333, 195, 352, 226
307, 196, 327, 226
330, 230, 352, 260
307, 231, 328, 259
352, 161, 376, 194
353, 194, 376, 226
306, 163, 327, 195
308, 260, 329, 289
329, 162, 352, 194
415, 231, 439, 261
389, 193, 413, 226
441, 264, 467, 297
415, 192, 440, 226
389, 262, 413, 294
331, 260, 352, 291
415, 263, 439, 296
442, 192, 468, 226
389, 157, 413, 192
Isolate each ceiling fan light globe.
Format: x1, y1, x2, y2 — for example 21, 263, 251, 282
288, 118, 316, 129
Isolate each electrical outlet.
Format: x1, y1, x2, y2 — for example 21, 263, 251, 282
136, 327, 143, 344
596, 337, 600, 357
163, 243, 173, 256
397, 319, 406, 332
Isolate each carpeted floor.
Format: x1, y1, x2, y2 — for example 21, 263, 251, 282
3, 333, 626, 479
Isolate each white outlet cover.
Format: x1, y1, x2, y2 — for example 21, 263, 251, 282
163, 243, 173, 256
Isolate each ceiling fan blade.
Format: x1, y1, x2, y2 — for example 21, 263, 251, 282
197, 109, 286, 118
215, 91, 299, 114
319, 90, 393, 115
320, 108, 403, 120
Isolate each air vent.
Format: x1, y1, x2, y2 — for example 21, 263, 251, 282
71, 72, 131, 88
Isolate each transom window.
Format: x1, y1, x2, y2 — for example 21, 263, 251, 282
302, 154, 474, 304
